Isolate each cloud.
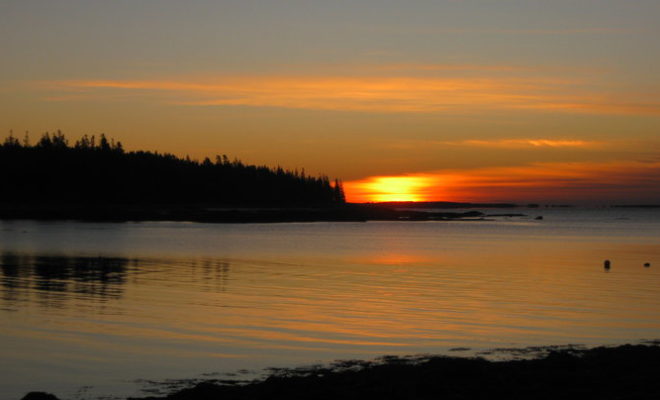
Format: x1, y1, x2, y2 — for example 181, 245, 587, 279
479, 27, 627, 35
367, 25, 631, 39
42, 74, 660, 116
442, 139, 601, 149
371, 63, 529, 73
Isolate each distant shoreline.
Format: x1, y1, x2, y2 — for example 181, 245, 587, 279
2, 202, 659, 224
1, 203, 658, 224
0, 203, 487, 223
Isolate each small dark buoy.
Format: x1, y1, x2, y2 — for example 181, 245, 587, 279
644, 262, 651, 268
604, 259, 611, 270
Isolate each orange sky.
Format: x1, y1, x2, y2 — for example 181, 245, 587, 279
345, 161, 660, 204
1, 2, 659, 204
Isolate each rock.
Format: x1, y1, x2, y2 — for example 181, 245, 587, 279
21, 392, 60, 400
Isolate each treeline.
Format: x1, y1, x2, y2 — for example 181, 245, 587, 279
0, 131, 346, 205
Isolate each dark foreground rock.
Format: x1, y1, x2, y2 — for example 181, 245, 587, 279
21, 393, 60, 400
130, 344, 660, 400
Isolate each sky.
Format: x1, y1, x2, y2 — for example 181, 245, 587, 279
1, 0, 659, 204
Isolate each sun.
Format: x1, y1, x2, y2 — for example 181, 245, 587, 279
350, 176, 436, 202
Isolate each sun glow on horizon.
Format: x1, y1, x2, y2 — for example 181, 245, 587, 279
344, 161, 660, 205
346, 175, 440, 203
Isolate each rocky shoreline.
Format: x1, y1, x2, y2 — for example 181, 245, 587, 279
23, 343, 660, 400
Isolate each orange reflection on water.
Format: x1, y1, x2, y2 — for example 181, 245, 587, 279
353, 253, 433, 266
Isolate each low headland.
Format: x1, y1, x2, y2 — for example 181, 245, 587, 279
0, 132, 493, 223
23, 342, 660, 400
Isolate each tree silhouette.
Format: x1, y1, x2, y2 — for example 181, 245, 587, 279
334, 179, 346, 203
0, 131, 344, 206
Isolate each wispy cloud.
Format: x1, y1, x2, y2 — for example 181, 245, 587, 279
384, 26, 629, 36
42, 74, 660, 115
473, 27, 627, 35
371, 63, 530, 73
442, 139, 602, 149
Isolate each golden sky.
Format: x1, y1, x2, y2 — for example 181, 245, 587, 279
1, 1, 659, 204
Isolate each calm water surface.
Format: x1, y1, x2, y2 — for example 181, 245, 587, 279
1, 208, 659, 399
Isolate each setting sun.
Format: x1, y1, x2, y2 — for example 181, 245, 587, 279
346, 176, 438, 203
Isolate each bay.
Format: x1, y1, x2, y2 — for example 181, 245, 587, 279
1, 207, 659, 399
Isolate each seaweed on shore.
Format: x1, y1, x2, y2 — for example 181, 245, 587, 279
125, 343, 660, 400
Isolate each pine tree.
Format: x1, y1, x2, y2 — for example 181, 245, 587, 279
334, 179, 346, 203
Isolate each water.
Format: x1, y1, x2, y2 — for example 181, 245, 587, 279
1, 208, 659, 399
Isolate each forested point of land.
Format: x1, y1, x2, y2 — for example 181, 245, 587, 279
0, 132, 345, 206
